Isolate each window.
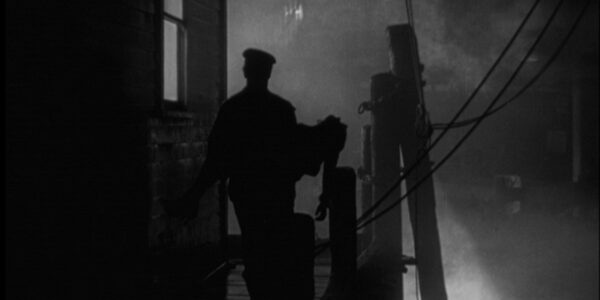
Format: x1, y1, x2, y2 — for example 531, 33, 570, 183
163, 0, 186, 104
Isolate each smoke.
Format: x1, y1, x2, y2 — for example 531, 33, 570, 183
427, 178, 599, 300
226, 0, 591, 171
226, 2, 598, 298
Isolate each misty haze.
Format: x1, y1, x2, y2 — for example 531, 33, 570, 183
6, 0, 598, 299
227, 0, 598, 299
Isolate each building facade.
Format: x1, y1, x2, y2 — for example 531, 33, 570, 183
7, 0, 227, 298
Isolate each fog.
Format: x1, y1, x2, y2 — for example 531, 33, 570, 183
226, 0, 598, 298
399, 179, 598, 299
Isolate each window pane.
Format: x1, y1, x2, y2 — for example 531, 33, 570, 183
164, 0, 183, 19
163, 20, 178, 101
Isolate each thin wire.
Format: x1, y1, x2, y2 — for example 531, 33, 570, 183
354, 0, 542, 226
358, 0, 575, 231
432, 19, 587, 131
431, 0, 593, 132
405, 0, 415, 27
317, 0, 590, 258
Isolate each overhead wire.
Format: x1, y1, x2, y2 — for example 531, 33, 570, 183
358, 0, 566, 230
405, 0, 415, 27
317, 0, 590, 257
317, 0, 542, 257
355, 0, 541, 226
356, 0, 589, 231
432, 15, 589, 132
432, 2, 593, 130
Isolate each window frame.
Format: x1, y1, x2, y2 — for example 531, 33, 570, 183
161, 1, 188, 110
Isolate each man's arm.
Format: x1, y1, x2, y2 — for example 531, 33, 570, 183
315, 116, 347, 221
293, 116, 347, 178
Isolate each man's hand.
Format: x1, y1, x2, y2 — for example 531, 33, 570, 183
317, 115, 347, 155
315, 192, 332, 221
315, 201, 328, 221
314, 115, 346, 222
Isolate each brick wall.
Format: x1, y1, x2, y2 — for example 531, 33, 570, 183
146, 1, 227, 297
146, 115, 226, 298
148, 117, 213, 245
7, 0, 226, 298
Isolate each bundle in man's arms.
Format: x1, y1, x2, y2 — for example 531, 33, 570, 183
162, 115, 347, 220
294, 115, 347, 177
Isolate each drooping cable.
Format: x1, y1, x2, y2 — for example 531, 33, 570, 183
432, 1, 592, 132
405, 0, 415, 27
354, 0, 542, 225
357, 0, 584, 231
316, 0, 589, 257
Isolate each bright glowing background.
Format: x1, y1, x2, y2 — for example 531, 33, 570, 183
225, 1, 598, 298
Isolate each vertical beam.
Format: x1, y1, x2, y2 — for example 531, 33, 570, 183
219, 0, 228, 105
572, 70, 582, 183
154, 0, 165, 113
367, 72, 405, 299
370, 73, 403, 252
359, 125, 373, 253
324, 167, 357, 300
218, 1, 230, 297
218, 0, 228, 256
387, 24, 447, 300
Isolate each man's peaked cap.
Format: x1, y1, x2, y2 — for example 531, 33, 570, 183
243, 48, 276, 66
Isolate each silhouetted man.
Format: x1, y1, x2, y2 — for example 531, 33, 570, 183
165, 49, 345, 300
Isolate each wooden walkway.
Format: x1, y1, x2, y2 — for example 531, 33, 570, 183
226, 260, 331, 300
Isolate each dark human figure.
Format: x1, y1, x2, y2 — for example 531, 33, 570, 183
164, 48, 346, 300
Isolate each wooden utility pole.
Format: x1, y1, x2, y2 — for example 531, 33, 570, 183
388, 24, 447, 300
358, 24, 447, 300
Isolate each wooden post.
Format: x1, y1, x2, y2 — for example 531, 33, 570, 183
355, 72, 407, 300
322, 167, 357, 300
388, 24, 447, 300
356, 24, 447, 300
363, 72, 406, 299
359, 125, 373, 253
369, 72, 404, 253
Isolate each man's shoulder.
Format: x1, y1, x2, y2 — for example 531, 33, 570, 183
219, 93, 246, 115
267, 91, 296, 112
224, 90, 295, 112
223, 91, 245, 106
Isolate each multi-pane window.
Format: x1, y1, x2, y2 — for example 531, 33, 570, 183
163, 0, 186, 103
